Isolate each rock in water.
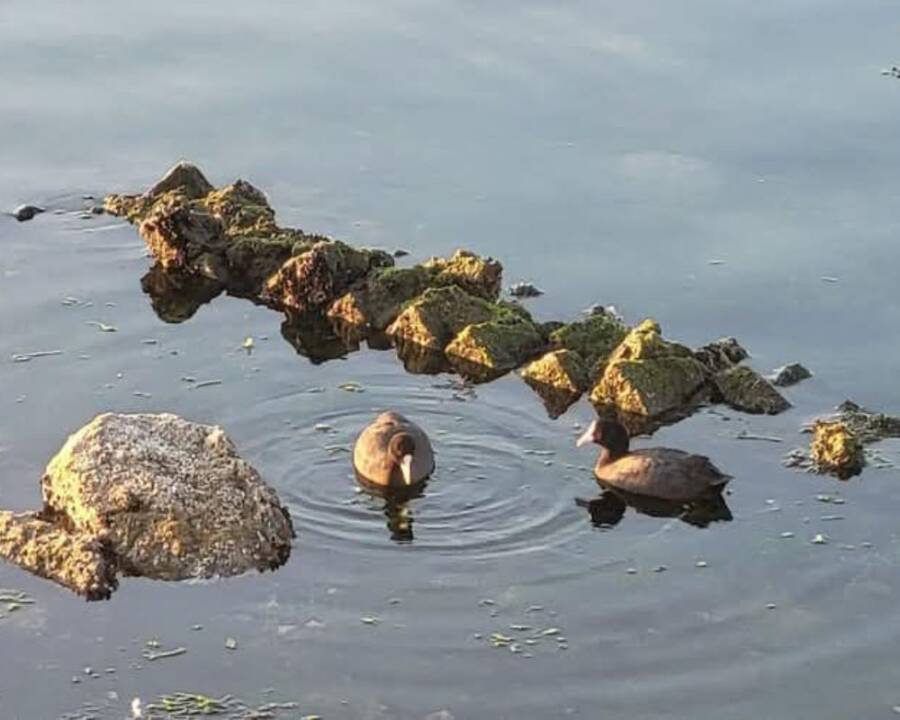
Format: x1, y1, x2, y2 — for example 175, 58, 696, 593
693, 337, 748, 374
11, 204, 45, 222
810, 421, 865, 479
771, 362, 812, 387
521, 349, 589, 418
41, 413, 294, 582
713, 366, 790, 415
508, 282, 544, 298
146, 161, 214, 200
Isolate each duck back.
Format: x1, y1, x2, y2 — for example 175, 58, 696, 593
595, 448, 730, 501
353, 412, 435, 487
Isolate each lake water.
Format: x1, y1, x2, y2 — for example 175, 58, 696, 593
2, 2, 900, 718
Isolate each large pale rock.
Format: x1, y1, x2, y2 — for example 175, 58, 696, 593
42, 413, 294, 581
590, 319, 709, 418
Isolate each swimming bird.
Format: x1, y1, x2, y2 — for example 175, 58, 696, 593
353, 411, 434, 489
576, 419, 731, 501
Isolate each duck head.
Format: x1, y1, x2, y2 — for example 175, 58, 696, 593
576, 419, 630, 461
388, 432, 416, 485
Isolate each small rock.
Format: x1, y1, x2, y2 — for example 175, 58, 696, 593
770, 363, 812, 387
224, 637, 238, 650
810, 421, 865, 479
508, 282, 544, 298
393, 249, 410, 258
714, 365, 790, 415
11, 204, 45, 222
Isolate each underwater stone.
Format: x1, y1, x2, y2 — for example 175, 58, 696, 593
714, 365, 790, 415
41, 412, 294, 583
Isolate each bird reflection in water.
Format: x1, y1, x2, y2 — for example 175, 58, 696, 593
356, 474, 428, 543
576, 487, 733, 530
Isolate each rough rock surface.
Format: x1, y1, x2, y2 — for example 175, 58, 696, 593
590, 319, 709, 418
832, 400, 900, 443
522, 349, 589, 418
694, 337, 749, 374
42, 412, 294, 582
771, 362, 812, 387
146, 161, 214, 200
810, 421, 865, 479
0, 511, 117, 600
423, 249, 502, 301
387, 286, 497, 353
446, 315, 545, 383
714, 366, 791, 415
548, 313, 628, 376
263, 240, 393, 315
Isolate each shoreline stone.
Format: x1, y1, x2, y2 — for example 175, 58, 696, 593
714, 365, 791, 415
522, 349, 589, 418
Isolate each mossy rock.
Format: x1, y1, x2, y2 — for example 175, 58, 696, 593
831, 401, 900, 444
714, 366, 790, 415
522, 349, 589, 418
548, 313, 628, 375
810, 421, 865, 479
387, 285, 498, 352
446, 317, 545, 383
263, 240, 393, 315
199, 180, 279, 239
423, 249, 503, 301
591, 356, 709, 418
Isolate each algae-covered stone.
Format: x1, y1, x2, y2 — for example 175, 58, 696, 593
810, 421, 865, 479
0, 511, 117, 601
446, 315, 545, 383
41, 413, 294, 581
387, 285, 497, 353
522, 349, 589, 418
714, 366, 790, 415
548, 313, 628, 373
263, 240, 393, 315
694, 337, 749, 374
200, 179, 279, 239
423, 249, 503, 301
589, 319, 709, 418
832, 400, 900, 444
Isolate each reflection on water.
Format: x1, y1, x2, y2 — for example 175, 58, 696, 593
577, 490, 733, 530
356, 481, 428, 543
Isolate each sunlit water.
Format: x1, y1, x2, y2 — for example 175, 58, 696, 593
3, 2, 900, 718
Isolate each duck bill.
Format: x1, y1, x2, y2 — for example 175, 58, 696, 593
400, 455, 414, 485
576, 421, 597, 448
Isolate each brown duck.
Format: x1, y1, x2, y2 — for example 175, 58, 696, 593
353, 411, 435, 488
576, 419, 731, 501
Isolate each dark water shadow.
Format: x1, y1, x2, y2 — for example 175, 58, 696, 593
576, 488, 733, 530
354, 476, 429, 543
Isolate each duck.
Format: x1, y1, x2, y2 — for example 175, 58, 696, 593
576, 419, 731, 501
353, 411, 435, 489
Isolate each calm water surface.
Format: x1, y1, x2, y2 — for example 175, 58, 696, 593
2, 2, 900, 718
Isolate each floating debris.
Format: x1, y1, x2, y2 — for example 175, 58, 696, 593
132, 391, 152, 399
338, 382, 365, 393
191, 379, 224, 390
360, 616, 380, 626
314, 423, 334, 433
10, 349, 63, 363
708, 259, 726, 266
0, 588, 34, 616
142, 646, 187, 662
695, 560, 709, 568
735, 430, 783, 443
883, 66, 900, 79
820, 276, 839, 283
86, 321, 117, 333
811, 533, 828, 545
540, 627, 561, 636
224, 637, 238, 650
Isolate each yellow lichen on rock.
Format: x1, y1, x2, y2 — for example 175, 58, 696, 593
810, 420, 865, 479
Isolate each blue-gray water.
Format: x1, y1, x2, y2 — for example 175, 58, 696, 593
2, 2, 900, 718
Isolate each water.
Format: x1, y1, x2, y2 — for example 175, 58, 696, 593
2, 1, 900, 717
